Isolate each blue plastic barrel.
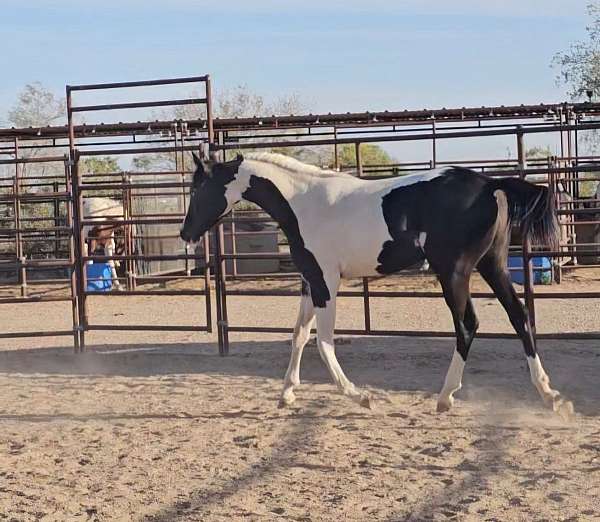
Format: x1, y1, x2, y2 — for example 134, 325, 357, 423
507, 256, 552, 285
86, 263, 113, 292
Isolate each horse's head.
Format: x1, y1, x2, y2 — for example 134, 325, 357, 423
180, 153, 245, 242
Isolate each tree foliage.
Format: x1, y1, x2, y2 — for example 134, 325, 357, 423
553, 4, 600, 150
80, 157, 120, 175
553, 3, 600, 100
135, 85, 307, 172
80, 157, 122, 198
526, 146, 553, 159
337, 143, 394, 168
7, 82, 65, 128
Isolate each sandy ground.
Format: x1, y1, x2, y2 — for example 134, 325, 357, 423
0, 271, 599, 521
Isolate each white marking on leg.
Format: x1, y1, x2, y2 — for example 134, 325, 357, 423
527, 354, 574, 418
314, 285, 372, 408
279, 296, 314, 407
527, 354, 559, 404
437, 349, 465, 412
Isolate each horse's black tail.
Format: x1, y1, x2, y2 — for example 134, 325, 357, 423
494, 177, 560, 250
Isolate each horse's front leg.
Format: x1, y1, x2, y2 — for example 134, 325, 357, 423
315, 273, 373, 409
278, 289, 315, 408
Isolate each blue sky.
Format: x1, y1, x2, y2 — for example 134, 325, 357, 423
0, 0, 593, 160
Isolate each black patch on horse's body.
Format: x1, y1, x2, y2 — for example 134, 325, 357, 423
243, 176, 330, 307
377, 168, 499, 274
376, 237, 425, 274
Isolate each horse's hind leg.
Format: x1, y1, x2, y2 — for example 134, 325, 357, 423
437, 269, 479, 412
279, 289, 315, 408
477, 253, 573, 417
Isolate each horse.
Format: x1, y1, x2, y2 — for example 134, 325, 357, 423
82, 197, 128, 290
180, 152, 573, 417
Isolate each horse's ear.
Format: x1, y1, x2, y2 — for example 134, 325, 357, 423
236, 153, 244, 162
192, 152, 202, 167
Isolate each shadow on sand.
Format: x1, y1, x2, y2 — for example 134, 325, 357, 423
0, 336, 597, 416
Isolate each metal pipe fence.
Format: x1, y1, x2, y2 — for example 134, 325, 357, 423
2, 77, 600, 355
209, 118, 600, 354
64, 75, 216, 350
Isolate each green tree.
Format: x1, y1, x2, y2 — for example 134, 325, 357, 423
526, 146, 553, 159
553, 4, 600, 153
80, 156, 120, 175
580, 172, 600, 197
80, 156, 122, 198
553, 3, 600, 100
337, 143, 395, 168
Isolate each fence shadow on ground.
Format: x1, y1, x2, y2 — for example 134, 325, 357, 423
0, 336, 598, 416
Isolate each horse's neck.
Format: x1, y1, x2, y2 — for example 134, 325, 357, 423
240, 163, 314, 241
243, 162, 309, 199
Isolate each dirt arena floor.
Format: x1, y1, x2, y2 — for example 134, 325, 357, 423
0, 270, 599, 521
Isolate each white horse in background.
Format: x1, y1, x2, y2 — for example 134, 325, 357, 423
82, 197, 127, 290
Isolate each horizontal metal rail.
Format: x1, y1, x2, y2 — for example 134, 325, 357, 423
0, 330, 76, 339
67, 75, 209, 91
86, 324, 209, 332
71, 97, 207, 113
84, 290, 206, 297
0, 296, 74, 304
225, 326, 600, 340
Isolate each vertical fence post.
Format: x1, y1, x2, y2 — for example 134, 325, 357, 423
333, 126, 339, 170
66, 85, 87, 350
431, 118, 437, 168
354, 141, 371, 330
213, 226, 224, 352
64, 157, 80, 351
204, 75, 228, 353
355, 142, 363, 178
203, 230, 212, 334
218, 223, 229, 353
517, 127, 536, 332
13, 139, 26, 298
53, 181, 60, 259
212, 224, 229, 355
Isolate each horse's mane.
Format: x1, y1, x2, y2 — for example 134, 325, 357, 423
244, 152, 353, 179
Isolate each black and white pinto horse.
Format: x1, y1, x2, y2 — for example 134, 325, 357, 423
180, 152, 573, 416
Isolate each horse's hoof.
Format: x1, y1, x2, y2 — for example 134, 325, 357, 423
436, 397, 453, 413
553, 398, 575, 421
359, 395, 375, 410
278, 395, 295, 409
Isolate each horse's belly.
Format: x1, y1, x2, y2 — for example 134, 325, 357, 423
337, 239, 387, 278
340, 257, 381, 279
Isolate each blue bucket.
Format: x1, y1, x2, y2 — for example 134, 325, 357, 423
507, 256, 552, 285
86, 263, 113, 292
